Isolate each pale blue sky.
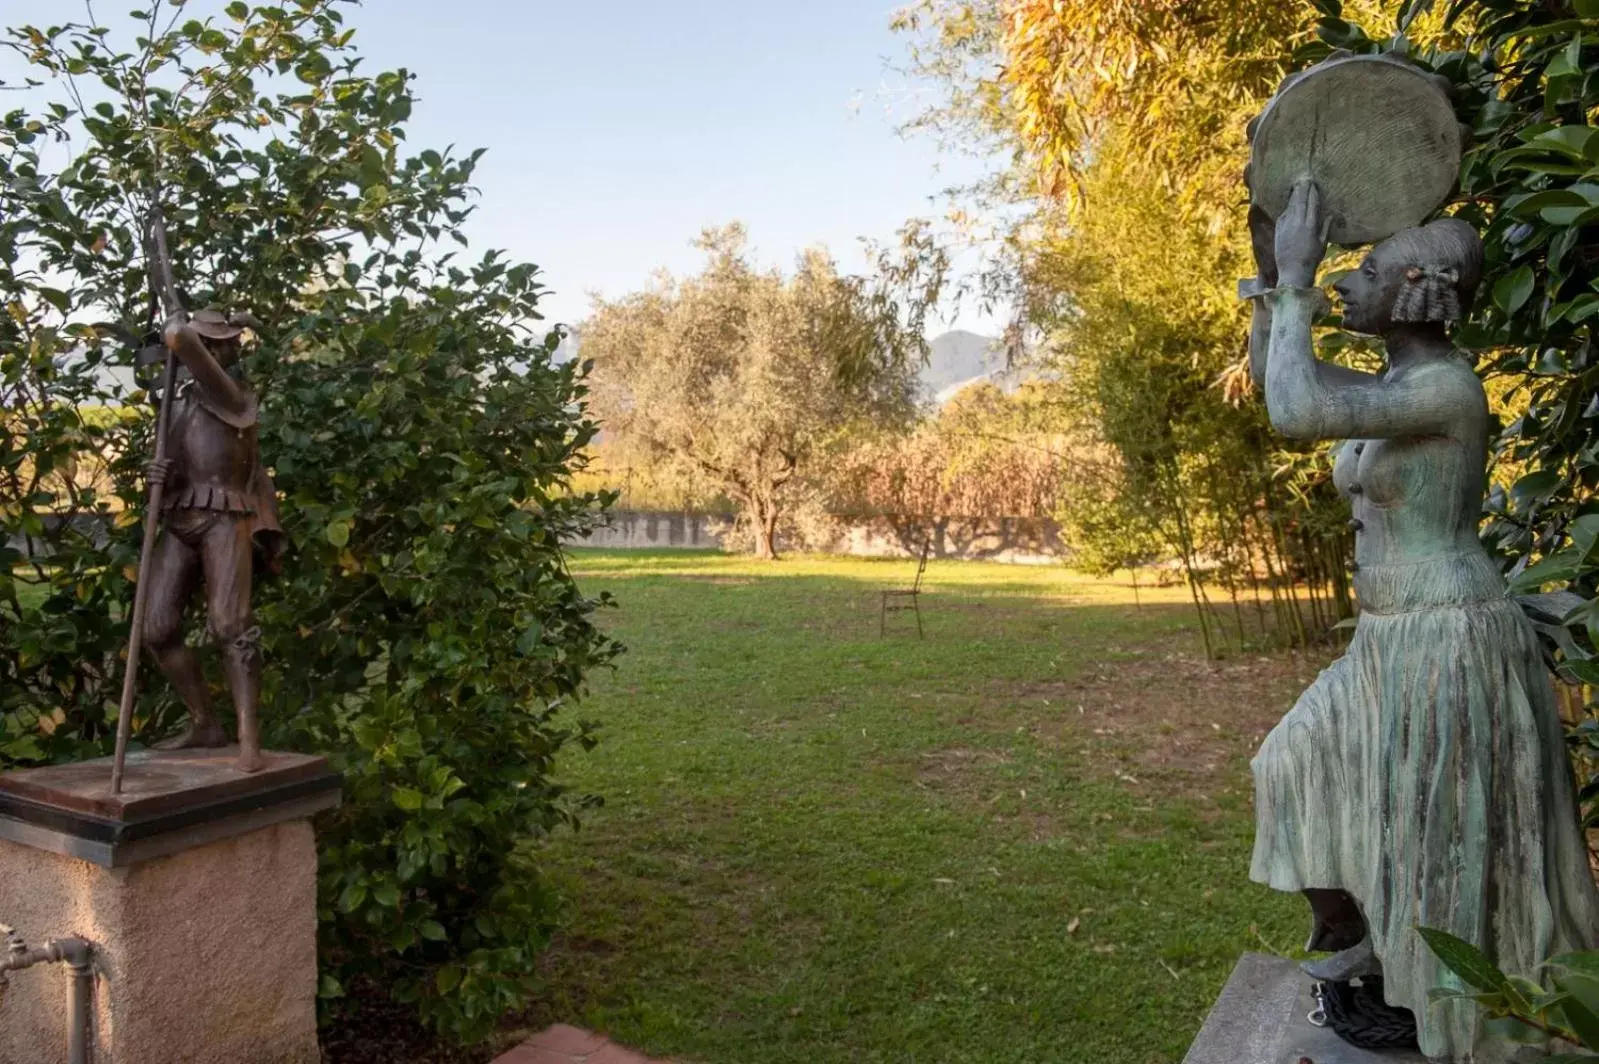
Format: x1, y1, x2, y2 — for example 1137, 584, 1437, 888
6, 0, 996, 334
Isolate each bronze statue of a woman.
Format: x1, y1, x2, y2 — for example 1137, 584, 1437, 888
1244, 54, 1599, 1063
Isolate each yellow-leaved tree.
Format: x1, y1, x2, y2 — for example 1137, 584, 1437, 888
893, 0, 1449, 652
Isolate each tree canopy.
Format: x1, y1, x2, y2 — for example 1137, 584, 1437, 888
582, 224, 946, 559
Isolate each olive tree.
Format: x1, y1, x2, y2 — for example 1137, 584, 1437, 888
582, 223, 946, 559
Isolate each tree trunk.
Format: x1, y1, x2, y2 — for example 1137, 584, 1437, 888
751, 495, 781, 560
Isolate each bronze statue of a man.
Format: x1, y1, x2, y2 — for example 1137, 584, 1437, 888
142, 308, 282, 773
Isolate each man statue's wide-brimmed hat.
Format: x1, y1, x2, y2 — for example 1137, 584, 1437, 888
189, 308, 246, 340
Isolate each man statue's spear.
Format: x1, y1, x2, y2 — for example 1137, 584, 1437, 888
109, 208, 185, 795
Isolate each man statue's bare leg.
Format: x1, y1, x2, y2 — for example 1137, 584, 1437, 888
204, 517, 264, 773
144, 528, 228, 749
222, 629, 263, 773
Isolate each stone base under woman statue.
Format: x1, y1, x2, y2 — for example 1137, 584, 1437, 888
1240, 54, 1599, 1063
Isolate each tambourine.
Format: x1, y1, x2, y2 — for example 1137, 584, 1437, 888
1247, 53, 1465, 247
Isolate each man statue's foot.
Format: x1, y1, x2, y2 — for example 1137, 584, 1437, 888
151, 719, 228, 751
235, 745, 264, 774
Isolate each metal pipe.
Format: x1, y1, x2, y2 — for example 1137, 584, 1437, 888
0, 929, 94, 1064
54, 938, 92, 1064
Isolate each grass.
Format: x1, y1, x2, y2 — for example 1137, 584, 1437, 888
516, 550, 1329, 1064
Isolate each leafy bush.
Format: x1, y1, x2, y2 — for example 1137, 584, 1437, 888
1421, 927, 1599, 1059
1, 1, 619, 1042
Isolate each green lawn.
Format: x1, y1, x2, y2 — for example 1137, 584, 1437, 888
515, 550, 1326, 1064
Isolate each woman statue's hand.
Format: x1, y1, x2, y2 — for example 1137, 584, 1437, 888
1274, 179, 1329, 288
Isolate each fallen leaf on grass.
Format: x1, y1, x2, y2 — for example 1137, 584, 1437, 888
1066, 917, 1081, 934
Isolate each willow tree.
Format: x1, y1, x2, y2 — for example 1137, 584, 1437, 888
896, 0, 1435, 215
891, 0, 1446, 650
582, 224, 945, 559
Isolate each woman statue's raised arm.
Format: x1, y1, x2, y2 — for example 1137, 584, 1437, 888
1257, 180, 1474, 442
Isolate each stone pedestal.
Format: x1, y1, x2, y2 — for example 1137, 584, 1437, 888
0, 748, 340, 1064
1185, 953, 1428, 1064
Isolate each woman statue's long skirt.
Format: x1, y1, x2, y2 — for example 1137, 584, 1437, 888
1252, 550, 1599, 1061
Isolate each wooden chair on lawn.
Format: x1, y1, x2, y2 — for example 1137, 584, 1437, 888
880, 540, 931, 638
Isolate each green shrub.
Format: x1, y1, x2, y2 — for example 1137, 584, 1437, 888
1, 1, 620, 1042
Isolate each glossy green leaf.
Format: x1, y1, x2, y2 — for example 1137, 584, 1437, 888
1419, 928, 1511, 993
1512, 469, 1563, 509
1511, 189, 1595, 217
1496, 266, 1537, 315
1550, 953, 1599, 980
1561, 976, 1599, 1048
1531, 126, 1599, 161
338, 883, 368, 913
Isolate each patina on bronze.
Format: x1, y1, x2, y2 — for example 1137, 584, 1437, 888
110, 208, 282, 785
1240, 53, 1599, 1064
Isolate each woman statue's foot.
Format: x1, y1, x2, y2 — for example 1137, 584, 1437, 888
1302, 938, 1381, 982
152, 717, 228, 750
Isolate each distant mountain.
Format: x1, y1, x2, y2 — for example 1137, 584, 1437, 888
920, 330, 1019, 405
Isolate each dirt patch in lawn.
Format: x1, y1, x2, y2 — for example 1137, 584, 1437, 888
1002, 646, 1334, 800
915, 746, 1014, 794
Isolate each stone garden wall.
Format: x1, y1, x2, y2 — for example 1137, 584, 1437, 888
571, 510, 1064, 564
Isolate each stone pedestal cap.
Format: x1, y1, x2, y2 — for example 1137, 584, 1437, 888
0, 747, 340, 867
1185, 953, 1428, 1064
